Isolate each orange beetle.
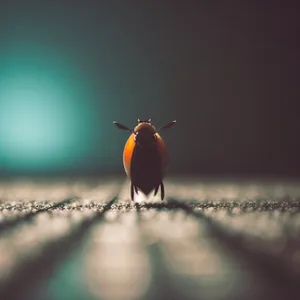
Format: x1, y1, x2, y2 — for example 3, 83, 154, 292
113, 118, 176, 200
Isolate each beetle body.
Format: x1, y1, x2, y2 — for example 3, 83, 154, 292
114, 119, 176, 200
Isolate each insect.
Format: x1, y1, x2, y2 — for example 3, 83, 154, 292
113, 118, 176, 201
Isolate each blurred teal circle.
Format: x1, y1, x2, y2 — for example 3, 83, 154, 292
0, 53, 95, 172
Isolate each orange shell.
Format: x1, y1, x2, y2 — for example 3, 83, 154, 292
123, 133, 168, 178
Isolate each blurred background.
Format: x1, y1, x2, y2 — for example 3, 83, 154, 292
0, 1, 298, 176
0, 2, 299, 300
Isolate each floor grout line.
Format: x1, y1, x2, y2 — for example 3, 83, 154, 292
0, 193, 120, 300
0, 197, 80, 235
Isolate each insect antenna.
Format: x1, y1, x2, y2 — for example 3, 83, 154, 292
158, 120, 176, 131
113, 121, 133, 132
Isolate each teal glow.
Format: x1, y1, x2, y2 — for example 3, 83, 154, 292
0, 51, 96, 172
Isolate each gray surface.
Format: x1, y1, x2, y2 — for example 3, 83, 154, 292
0, 177, 299, 300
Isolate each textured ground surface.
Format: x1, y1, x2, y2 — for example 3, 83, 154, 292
0, 176, 299, 300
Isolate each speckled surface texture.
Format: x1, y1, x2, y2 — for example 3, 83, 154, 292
0, 177, 299, 300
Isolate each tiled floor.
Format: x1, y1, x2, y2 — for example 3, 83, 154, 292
0, 177, 299, 300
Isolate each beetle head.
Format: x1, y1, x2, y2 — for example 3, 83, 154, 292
134, 121, 157, 148
114, 118, 176, 147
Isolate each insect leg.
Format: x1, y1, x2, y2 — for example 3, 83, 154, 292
154, 185, 159, 196
131, 182, 134, 201
134, 185, 139, 194
160, 181, 165, 200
